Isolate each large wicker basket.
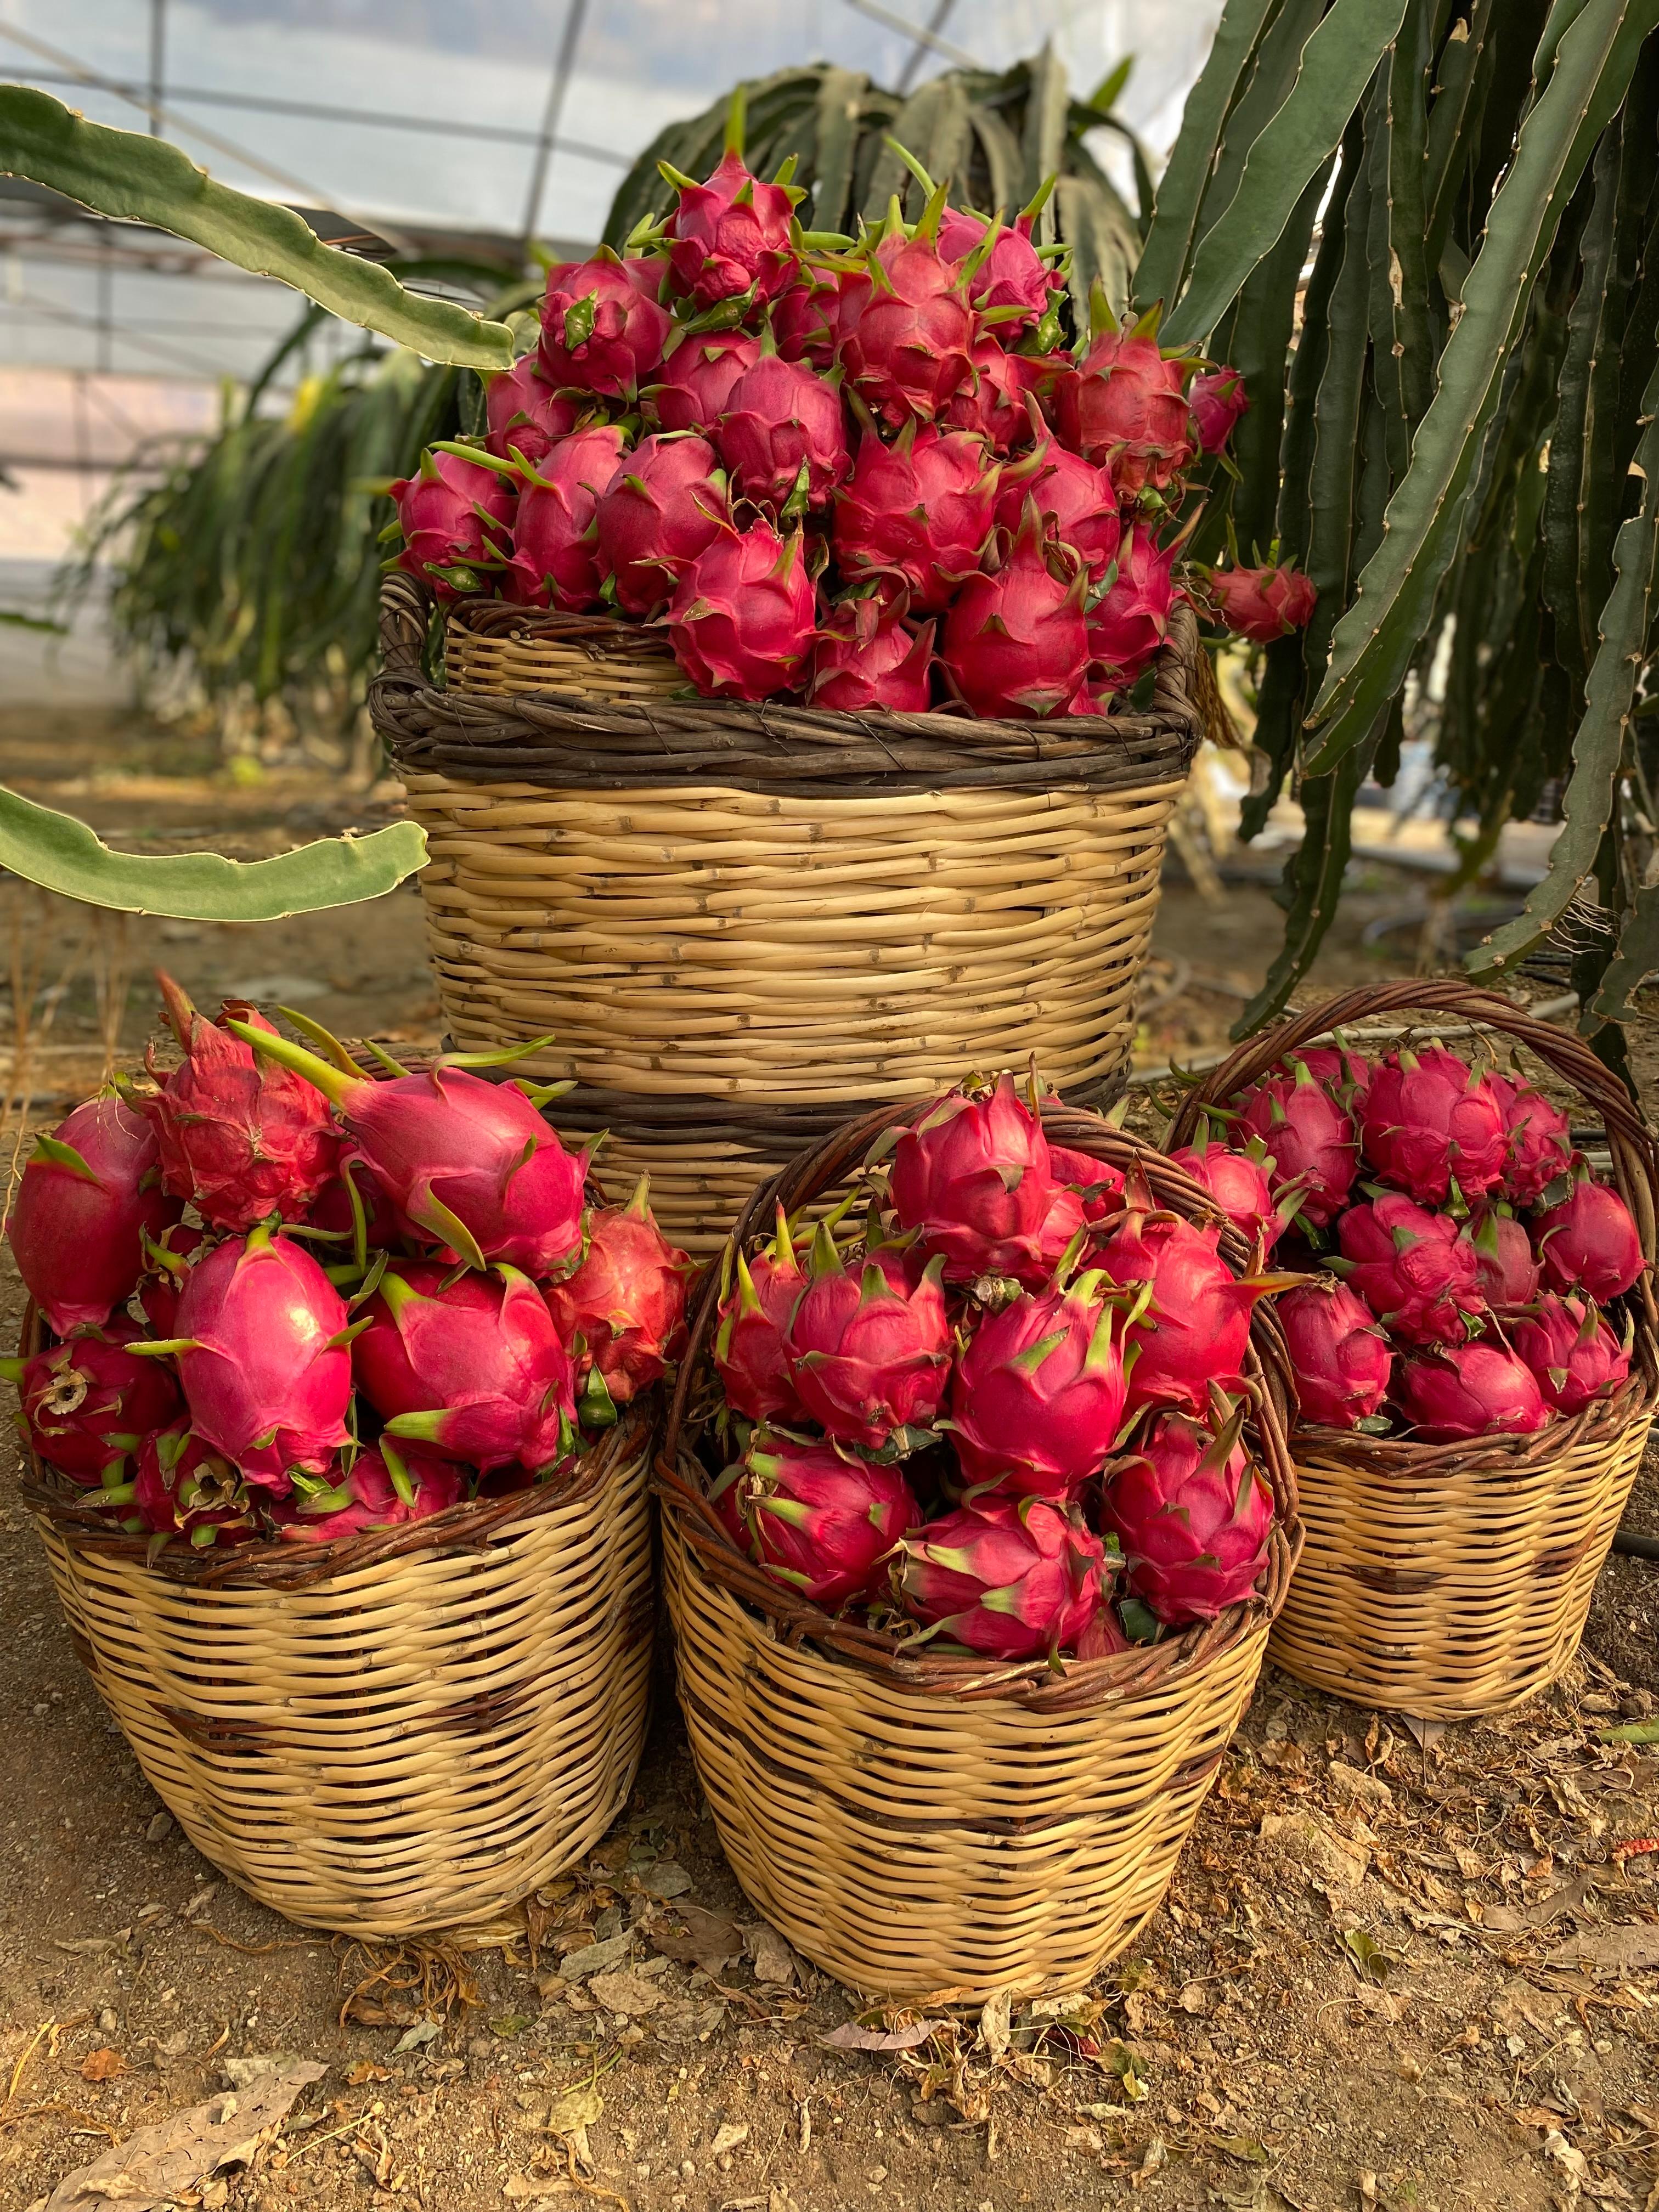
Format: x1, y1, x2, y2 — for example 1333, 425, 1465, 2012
368, 578, 1208, 1254
654, 1102, 1302, 2004
18, 1313, 656, 1940
1167, 980, 1659, 1720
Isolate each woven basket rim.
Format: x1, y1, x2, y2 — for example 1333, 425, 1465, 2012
655, 1098, 1305, 1712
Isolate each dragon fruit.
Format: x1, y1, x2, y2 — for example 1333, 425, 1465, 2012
1049, 313, 1194, 494
888, 1076, 1084, 1286
1235, 1060, 1359, 1229
274, 1440, 466, 1544
138, 976, 340, 1231
713, 1436, 918, 1609
667, 521, 816, 701
1465, 1205, 1542, 1310
831, 422, 1000, 613
941, 340, 1043, 450
716, 354, 851, 513
543, 1176, 692, 1406
1533, 1172, 1646, 1301
996, 441, 1121, 583
1086, 525, 1178, 691
1359, 1047, 1508, 1203
7, 1324, 182, 1487
714, 1207, 808, 1425
783, 1226, 950, 1448
1488, 1071, 1575, 1205
1511, 1292, 1632, 1417
133, 1424, 253, 1543
647, 329, 761, 435
1289, 1043, 1373, 1110
1393, 1341, 1551, 1442
809, 599, 934, 712
770, 265, 848, 370
389, 448, 516, 599
7, 1094, 179, 1337
1188, 366, 1248, 455
1048, 1143, 1127, 1225
593, 433, 728, 616
1102, 1405, 1271, 1623
138, 1222, 206, 1337
305, 1159, 400, 1260
895, 1494, 1108, 1660
484, 354, 580, 467
661, 109, 798, 309
353, 1262, 576, 1474
1096, 1206, 1285, 1414
938, 207, 1058, 333
941, 503, 1091, 719
165, 1228, 352, 1487
1275, 1279, 1392, 1429
501, 424, 629, 611
538, 252, 671, 398
1334, 1193, 1483, 1346
944, 1275, 1125, 1497
1166, 1129, 1291, 1254
1209, 561, 1316, 642
837, 223, 975, 428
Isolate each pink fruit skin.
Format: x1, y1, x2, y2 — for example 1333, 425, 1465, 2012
716, 1437, 919, 1609
1393, 1341, 1551, 1442
1488, 1072, 1575, 1206
785, 1248, 950, 1448
15, 1325, 182, 1486
946, 1280, 1125, 1498
304, 1161, 400, 1255
354, 1262, 575, 1474
896, 1494, 1107, 1660
668, 521, 816, 701
390, 450, 515, 599
1359, 1048, 1508, 1203
888, 1076, 1084, 1286
1336, 1194, 1483, 1346
538, 255, 671, 398
173, 1232, 352, 1488
1466, 1207, 1542, 1310
8, 1095, 180, 1337
1102, 1411, 1272, 1623
1290, 1045, 1373, 1109
995, 442, 1121, 583
543, 1194, 692, 1404
133, 1424, 251, 1541
593, 433, 728, 616
1276, 1280, 1391, 1428
938, 208, 1056, 332
138, 1222, 206, 1338
716, 354, 850, 513
1189, 367, 1248, 455
1167, 1143, 1285, 1253
1049, 323, 1194, 494
1048, 1144, 1127, 1224
501, 424, 629, 611
1086, 526, 1178, 690
1236, 1062, 1359, 1229
1511, 1292, 1631, 1416
943, 342, 1043, 451
1210, 563, 1315, 641
714, 1230, 808, 1425
647, 330, 761, 434
1533, 1176, 1646, 1301
665, 150, 797, 310
809, 600, 934, 712
941, 515, 1091, 719
837, 233, 975, 427
484, 354, 580, 467
770, 268, 845, 370
831, 425, 999, 614
274, 1442, 466, 1543
1096, 1210, 1264, 1413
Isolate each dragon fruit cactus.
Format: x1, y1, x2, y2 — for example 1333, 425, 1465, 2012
1096, 1205, 1289, 1414
1533, 1170, 1646, 1301
1207, 561, 1316, 642
716, 353, 851, 513
543, 1176, 693, 1407
592, 433, 728, 616
895, 1494, 1108, 1661
501, 424, 629, 611
1334, 1193, 1483, 1346
1167, 1125, 1294, 1255
138, 974, 340, 1231
809, 599, 935, 712
7, 1324, 182, 1488
668, 521, 816, 701
783, 1224, 951, 1448
1359, 1046, 1508, 1203
354, 1262, 576, 1475
888, 1075, 1084, 1287
1048, 1143, 1127, 1225
1049, 304, 1195, 495
275, 1440, 465, 1544
661, 98, 799, 310
1086, 525, 1178, 691
713, 1436, 919, 1609
1392, 1341, 1550, 1442
1188, 366, 1248, 456
941, 502, 1092, 720
938, 204, 1060, 334
1511, 1292, 1632, 1417
389, 448, 515, 599
944, 1274, 1125, 1498
1487, 1071, 1576, 1205
1465, 1205, 1542, 1310
1235, 1059, 1359, 1229
837, 207, 975, 428
995, 440, 1121, 584
223, 1024, 588, 1282
484, 353, 580, 467
1274, 1279, 1392, 1429
647, 329, 760, 435
138, 1222, 206, 1338
538, 252, 671, 398
133, 1424, 254, 1544
714, 1206, 809, 1425
831, 422, 1000, 613
1102, 1403, 1272, 1624
161, 1228, 352, 1487
7, 1093, 180, 1337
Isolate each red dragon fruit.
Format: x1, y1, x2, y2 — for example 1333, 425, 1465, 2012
938, 207, 1058, 333
1289, 1043, 1373, 1110
484, 353, 580, 467
1511, 1292, 1632, 1417
1048, 1143, 1127, 1224
783, 1226, 950, 1448
837, 223, 975, 428
944, 1275, 1125, 1498
1096, 1206, 1286, 1414
1465, 1205, 1542, 1310
809, 598, 934, 712
223, 1026, 589, 1282
1235, 1060, 1359, 1229
133, 1424, 254, 1544
1359, 1047, 1508, 1203
501, 424, 629, 611
831, 422, 1000, 613
543, 1176, 692, 1406
1087, 525, 1179, 691
1393, 1341, 1551, 1442
163, 1228, 352, 1487
1209, 561, 1316, 642
716, 353, 851, 512
996, 440, 1121, 583
647, 329, 761, 435
1334, 1193, 1483, 1346
1102, 1404, 1271, 1624
770, 265, 849, 370
942, 340, 1043, 450
1533, 1171, 1646, 1301
274, 1440, 466, 1543
1275, 1279, 1392, 1428
538, 253, 671, 398
941, 503, 1091, 719
356, 1261, 575, 1474
1188, 366, 1248, 455
138, 1222, 206, 1337
895, 1494, 1108, 1661
888, 1076, 1084, 1286
713, 1436, 919, 1609
667, 521, 816, 701
1049, 312, 1194, 494
593, 433, 728, 616
138, 975, 340, 1232
305, 1159, 400, 1260
6, 1324, 182, 1487
661, 106, 798, 309
389, 448, 516, 599
1487, 1071, 1575, 1205
1167, 1128, 1292, 1254
714, 1207, 808, 1424
7, 1094, 180, 1337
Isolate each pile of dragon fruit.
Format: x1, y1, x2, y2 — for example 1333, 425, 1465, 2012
704, 1076, 1287, 1663
4, 977, 691, 1551
1170, 1040, 1647, 1443
387, 99, 1313, 716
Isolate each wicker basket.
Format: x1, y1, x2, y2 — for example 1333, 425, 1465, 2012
654, 1102, 1302, 2004
1166, 980, 1659, 1720
368, 578, 1208, 1255
18, 1308, 656, 1939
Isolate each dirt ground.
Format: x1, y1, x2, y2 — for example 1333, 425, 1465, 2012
1, 703, 1657, 2212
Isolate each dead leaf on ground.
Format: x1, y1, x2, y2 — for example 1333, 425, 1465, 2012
651, 1903, 742, 1978
80, 2049, 123, 2083
504, 2176, 575, 2201
979, 1989, 1012, 2063
586, 1971, 664, 2019
1547, 1922, 1659, 1973
820, 2018, 947, 2052
545, 2083, 603, 2137
44, 2058, 325, 2212
742, 1923, 799, 1987
710, 2120, 749, 2155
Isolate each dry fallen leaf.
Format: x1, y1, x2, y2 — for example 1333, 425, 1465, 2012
1547, 1922, 1659, 1973
545, 2083, 603, 2137
651, 1903, 742, 1978
44, 2058, 325, 2212
743, 1923, 799, 1987
80, 2049, 124, 2083
979, 1989, 1012, 2063
710, 2120, 750, 2156
819, 2019, 946, 2053
586, 1971, 664, 2019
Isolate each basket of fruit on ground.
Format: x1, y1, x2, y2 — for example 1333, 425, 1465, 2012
367, 100, 1305, 1254
5, 977, 692, 1938
1164, 981, 1659, 1722
653, 1072, 1301, 2004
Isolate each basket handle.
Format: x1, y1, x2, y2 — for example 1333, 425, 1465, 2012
374, 571, 433, 690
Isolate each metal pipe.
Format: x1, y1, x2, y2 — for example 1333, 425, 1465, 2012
521, 0, 590, 258
896, 0, 960, 94
148, 0, 166, 139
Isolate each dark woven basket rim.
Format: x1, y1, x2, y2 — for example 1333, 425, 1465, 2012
656, 1098, 1305, 1713
1164, 978, 1659, 1476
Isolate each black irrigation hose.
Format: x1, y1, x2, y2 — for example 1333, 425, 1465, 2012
1612, 1530, 1659, 1562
